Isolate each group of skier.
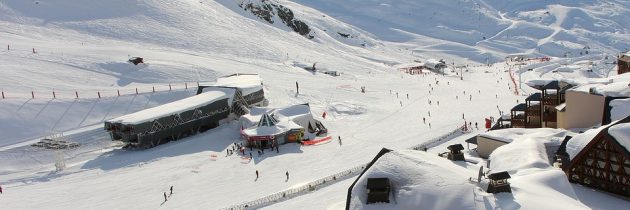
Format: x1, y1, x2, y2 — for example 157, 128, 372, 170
162, 186, 173, 202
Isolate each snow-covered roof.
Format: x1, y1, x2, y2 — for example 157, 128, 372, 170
240, 104, 312, 127
610, 99, 630, 121
241, 104, 313, 137
349, 149, 589, 210
566, 124, 611, 160
555, 103, 566, 111
488, 130, 564, 173
199, 74, 263, 95
107, 88, 235, 125
608, 122, 630, 153
243, 119, 301, 136
348, 150, 477, 210
566, 73, 630, 97
478, 128, 565, 144
257, 113, 278, 127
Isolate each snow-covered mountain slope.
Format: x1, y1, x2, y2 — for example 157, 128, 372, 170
0, 0, 629, 209
292, 0, 630, 61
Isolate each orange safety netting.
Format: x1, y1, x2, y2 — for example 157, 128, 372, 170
302, 136, 332, 145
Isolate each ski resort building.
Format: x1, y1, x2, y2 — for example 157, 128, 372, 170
555, 76, 630, 129
239, 104, 326, 148
105, 88, 236, 148
424, 59, 446, 72
198, 73, 266, 109
105, 74, 266, 149
562, 115, 630, 198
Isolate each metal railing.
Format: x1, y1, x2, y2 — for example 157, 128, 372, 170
219, 125, 466, 210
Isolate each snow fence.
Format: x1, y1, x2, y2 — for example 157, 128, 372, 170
220, 125, 466, 210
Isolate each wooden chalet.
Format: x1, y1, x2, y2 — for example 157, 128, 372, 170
618, 53, 630, 75
564, 116, 630, 198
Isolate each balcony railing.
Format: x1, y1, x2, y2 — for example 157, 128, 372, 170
526, 106, 541, 116
543, 94, 559, 105
543, 112, 557, 122
511, 119, 525, 127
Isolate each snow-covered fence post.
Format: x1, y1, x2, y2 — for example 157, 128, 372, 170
7, 44, 9, 51
117, 90, 120, 96
135, 88, 138, 94
53, 91, 56, 99
1, 90, 4, 99
152, 86, 155, 92
185, 83, 188, 89
169, 83, 172, 91
31, 91, 34, 99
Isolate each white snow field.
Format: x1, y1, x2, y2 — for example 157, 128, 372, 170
0, 0, 628, 209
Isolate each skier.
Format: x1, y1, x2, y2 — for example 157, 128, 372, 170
475, 122, 478, 129
286, 171, 290, 181
164, 192, 168, 202
170, 186, 173, 195
338, 136, 342, 145
256, 170, 259, 179
406, 93, 409, 99
249, 152, 252, 159
295, 81, 299, 94
423, 117, 426, 124
0, 184, 3, 194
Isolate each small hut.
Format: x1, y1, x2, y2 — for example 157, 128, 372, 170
487, 171, 512, 193
366, 178, 391, 204
129, 57, 144, 65
447, 144, 465, 161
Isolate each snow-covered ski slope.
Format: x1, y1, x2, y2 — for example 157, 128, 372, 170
293, 0, 629, 61
0, 0, 628, 209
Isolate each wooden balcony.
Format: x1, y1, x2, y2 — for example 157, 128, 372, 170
543, 93, 560, 105
543, 112, 557, 122
525, 105, 541, 116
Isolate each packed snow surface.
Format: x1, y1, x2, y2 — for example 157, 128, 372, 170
0, 0, 629, 209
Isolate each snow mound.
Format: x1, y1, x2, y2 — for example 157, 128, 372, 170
488, 129, 566, 174
349, 150, 480, 210
327, 102, 367, 117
